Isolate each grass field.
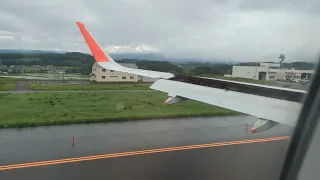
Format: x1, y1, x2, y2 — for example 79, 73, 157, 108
0, 77, 16, 91
0, 73, 90, 80
0, 82, 16, 91
29, 83, 152, 90
0, 91, 238, 128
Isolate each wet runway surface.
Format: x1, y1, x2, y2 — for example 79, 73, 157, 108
0, 115, 293, 180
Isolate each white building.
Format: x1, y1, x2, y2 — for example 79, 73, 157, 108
90, 62, 156, 82
232, 63, 313, 81
276, 69, 314, 81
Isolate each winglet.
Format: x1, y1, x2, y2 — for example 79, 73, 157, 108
76, 22, 111, 62
76, 22, 174, 80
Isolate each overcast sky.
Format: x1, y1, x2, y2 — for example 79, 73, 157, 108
0, 0, 319, 62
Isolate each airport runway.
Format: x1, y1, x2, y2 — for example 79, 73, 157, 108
0, 115, 293, 180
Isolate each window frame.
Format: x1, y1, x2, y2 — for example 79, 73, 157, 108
279, 59, 320, 180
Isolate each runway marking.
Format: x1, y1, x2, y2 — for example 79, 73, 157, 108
0, 136, 289, 171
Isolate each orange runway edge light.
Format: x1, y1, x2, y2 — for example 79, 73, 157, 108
0, 136, 290, 171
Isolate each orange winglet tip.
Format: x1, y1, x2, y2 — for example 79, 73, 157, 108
76, 22, 84, 26
76, 21, 110, 62
164, 101, 169, 105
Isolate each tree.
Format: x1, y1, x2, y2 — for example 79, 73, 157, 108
278, 54, 285, 68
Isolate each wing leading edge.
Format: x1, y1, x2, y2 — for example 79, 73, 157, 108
76, 21, 301, 132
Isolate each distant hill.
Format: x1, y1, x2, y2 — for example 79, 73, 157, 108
0, 49, 315, 75
170, 58, 233, 64
282, 62, 315, 70
0, 49, 231, 63
0, 51, 181, 75
0, 49, 65, 54
0, 52, 94, 70
110, 53, 167, 61
236, 62, 260, 66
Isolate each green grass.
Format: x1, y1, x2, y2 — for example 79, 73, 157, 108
0, 91, 238, 128
29, 83, 151, 91
0, 82, 16, 91
0, 78, 16, 91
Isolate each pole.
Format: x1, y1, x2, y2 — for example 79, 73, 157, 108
72, 134, 75, 146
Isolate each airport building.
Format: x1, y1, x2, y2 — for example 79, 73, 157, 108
232, 63, 313, 81
90, 62, 156, 82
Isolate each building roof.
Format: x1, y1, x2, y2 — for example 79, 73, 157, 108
119, 63, 138, 69
93, 62, 138, 69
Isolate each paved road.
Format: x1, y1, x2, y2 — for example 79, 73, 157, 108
0, 115, 293, 180
269, 80, 309, 91
13, 81, 31, 91
0, 89, 152, 93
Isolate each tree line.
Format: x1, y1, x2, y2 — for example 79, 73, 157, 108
0, 52, 315, 75
0, 52, 94, 65
0, 52, 94, 74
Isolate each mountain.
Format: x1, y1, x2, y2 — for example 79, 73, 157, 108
0, 49, 65, 54
0, 49, 235, 64
169, 57, 238, 65
110, 53, 167, 61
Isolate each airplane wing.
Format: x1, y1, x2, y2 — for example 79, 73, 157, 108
76, 21, 304, 133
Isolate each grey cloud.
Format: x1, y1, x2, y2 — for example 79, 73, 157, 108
237, 0, 320, 14
0, 0, 319, 62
